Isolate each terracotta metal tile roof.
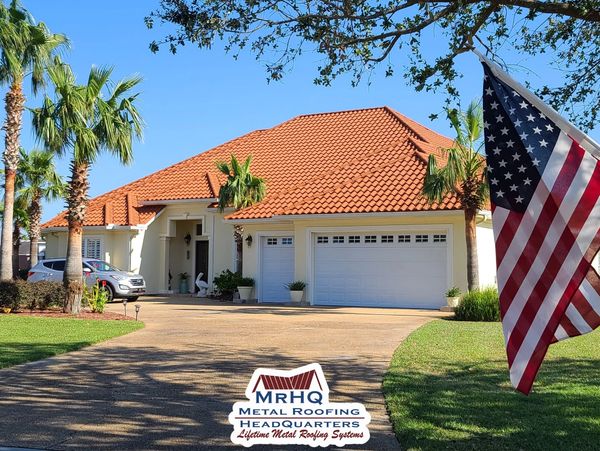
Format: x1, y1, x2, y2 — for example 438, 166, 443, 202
43, 106, 461, 228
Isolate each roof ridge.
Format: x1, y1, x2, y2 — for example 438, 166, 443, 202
383, 107, 429, 142
295, 106, 388, 119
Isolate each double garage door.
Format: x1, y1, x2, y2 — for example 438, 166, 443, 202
260, 230, 449, 309
313, 231, 448, 309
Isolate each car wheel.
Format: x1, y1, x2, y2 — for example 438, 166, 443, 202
101, 283, 114, 302
127, 296, 138, 301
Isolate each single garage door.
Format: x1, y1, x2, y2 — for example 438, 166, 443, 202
260, 236, 294, 302
313, 231, 448, 309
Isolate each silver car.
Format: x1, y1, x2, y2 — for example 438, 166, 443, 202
28, 258, 146, 301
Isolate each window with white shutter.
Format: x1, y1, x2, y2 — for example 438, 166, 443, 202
82, 237, 103, 259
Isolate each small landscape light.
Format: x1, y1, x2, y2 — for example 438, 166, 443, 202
135, 304, 141, 321
123, 299, 128, 316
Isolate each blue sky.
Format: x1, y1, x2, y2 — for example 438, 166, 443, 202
12, 1, 600, 221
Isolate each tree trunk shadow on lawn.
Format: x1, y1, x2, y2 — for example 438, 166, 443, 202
0, 343, 392, 450
384, 358, 600, 451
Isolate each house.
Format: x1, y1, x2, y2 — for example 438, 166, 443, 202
42, 107, 497, 309
18, 240, 46, 270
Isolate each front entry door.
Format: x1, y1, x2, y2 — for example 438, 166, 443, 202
195, 240, 209, 287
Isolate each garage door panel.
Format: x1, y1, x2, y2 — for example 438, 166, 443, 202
313, 232, 448, 309
261, 237, 294, 303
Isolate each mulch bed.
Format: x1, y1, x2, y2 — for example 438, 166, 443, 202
7, 309, 134, 320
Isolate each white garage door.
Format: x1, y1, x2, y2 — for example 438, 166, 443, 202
260, 236, 294, 302
313, 232, 448, 309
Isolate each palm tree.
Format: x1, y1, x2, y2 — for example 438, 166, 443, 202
31, 60, 143, 314
18, 148, 65, 268
0, 189, 28, 278
0, 1, 67, 280
216, 155, 266, 273
422, 100, 489, 291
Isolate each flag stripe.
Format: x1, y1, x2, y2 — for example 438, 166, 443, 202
509, 192, 600, 385
500, 140, 586, 328
507, 164, 600, 366
515, 256, 593, 392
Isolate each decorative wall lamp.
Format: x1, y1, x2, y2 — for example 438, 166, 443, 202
245, 235, 253, 247
184, 233, 192, 246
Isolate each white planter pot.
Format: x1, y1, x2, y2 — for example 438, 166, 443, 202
237, 286, 253, 302
446, 296, 460, 308
290, 290, 304, 304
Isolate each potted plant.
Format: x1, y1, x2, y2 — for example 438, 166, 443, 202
286, 281, 306, 304
445, 286, 461, 308
237, 277, 254, 302
179, 272, 190, 294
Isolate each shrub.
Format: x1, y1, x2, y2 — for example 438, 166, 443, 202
454, 287, 500, 322
27, 281, 65, 310
0, 281, 23, 311
238, 277, 255, 287
83, 282, 109, 313
213, 269, 241, 299
0, 280, 64, 311
445, 286, 461, 297
285, 281, 306, 291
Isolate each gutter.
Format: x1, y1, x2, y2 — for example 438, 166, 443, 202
224, 209, 464, 223
140, 198, 218, 206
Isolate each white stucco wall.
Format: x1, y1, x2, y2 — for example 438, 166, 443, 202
43, 201, 235, 293
476, 222, 497, 287
43, 208, 499, 299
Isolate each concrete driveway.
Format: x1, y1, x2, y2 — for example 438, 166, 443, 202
0, 297, 446, 450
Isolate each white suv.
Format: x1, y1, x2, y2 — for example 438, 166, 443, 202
28, 258, 146, 301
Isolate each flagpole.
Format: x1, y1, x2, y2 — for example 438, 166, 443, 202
471, 47, 600, 160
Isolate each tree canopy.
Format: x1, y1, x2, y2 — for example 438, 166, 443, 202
146, 0, 600, 130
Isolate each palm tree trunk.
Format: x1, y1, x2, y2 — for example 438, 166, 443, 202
464, 208, 480, 291
0, 80, 25, 281
12, 219, 20, 279
28, 194, 42, 268
234, 225, 243, 273
64, 161, 89, 314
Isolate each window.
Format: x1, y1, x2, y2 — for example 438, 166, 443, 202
398, 234, 411, 243
333, 236, 345, 244
365, 235, 377, 243
433, 234, 447, 243
415, 234, 429, 243
281, 237, 293, 245
381, 235, 394, 243
82, 238, 102, 259
195, 223, 203, 236
267, 238, 278, 245
348, 235, 361, 244
50, 260, 65, 271
317, 236, 329, 244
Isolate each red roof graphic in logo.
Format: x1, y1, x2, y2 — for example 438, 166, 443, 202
252, 369, 323, 393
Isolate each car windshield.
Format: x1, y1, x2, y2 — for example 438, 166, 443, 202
86, 260, 120, 272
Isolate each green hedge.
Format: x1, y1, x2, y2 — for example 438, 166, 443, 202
454, 286, 500, 322
0, 280, 65, 311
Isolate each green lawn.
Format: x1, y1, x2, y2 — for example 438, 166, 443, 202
0, 316, 144, 368
383, 320, 600, 451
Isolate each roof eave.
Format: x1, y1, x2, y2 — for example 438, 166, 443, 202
225, 209, 464, 223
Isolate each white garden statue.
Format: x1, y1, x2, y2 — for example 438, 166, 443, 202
195, 273, 209, 297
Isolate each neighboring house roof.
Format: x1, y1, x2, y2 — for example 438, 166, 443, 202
42, 106, 461, 228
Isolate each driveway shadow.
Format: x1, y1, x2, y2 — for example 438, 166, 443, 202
0, 343, 395, 450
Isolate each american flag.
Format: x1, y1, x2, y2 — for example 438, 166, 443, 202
482, 61, 600, 394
